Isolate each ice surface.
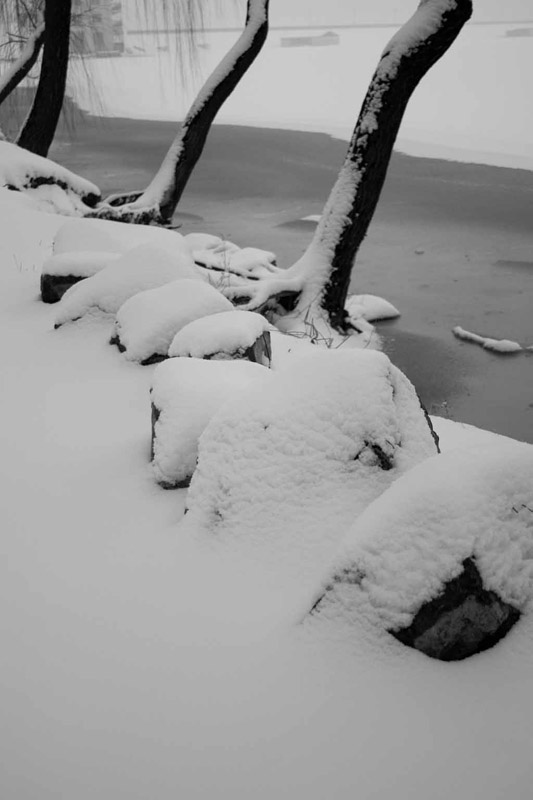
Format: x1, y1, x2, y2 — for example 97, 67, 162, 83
168, 310, 271, 359
113, 279, 234, 363
54, 244, 199, 327
151, 357, 269, 487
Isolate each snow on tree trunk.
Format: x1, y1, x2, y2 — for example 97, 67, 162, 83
95, 0, 269, 225
221, 0, 472, 337
294, 0, 473, 330
17, 0, 71, 157
0, 22, 45, 108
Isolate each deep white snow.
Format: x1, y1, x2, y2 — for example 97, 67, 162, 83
2, 171, 533, 800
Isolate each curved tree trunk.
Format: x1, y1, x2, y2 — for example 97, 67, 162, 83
17, 0, 71, 157
0, 22, 45, 108
100, 0, 269, 225
290, 0, 473, 330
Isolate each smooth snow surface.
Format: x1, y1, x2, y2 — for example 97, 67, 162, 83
4, 191, 533, 800
53, 216, 191, 258
113, 279, 233, 363
54, 244, 199, 326
308, 442, 533, 634
168, 310, 271, 359
151, 357, 269, 487
183, 349, 438, 602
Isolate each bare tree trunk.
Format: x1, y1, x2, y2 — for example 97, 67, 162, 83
17, 0, 71, 157
298, 0, 473, 330
98, 0, 269, 225
0, 22, 45, 108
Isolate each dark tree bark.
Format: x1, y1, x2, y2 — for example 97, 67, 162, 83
0, 23, 45, 108
316, 0, 474, 329
17, 0, 71, 157
220, 1, 473, 338
96, 0, 269, 225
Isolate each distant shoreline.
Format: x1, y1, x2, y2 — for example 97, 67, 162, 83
126, 21, 533, 35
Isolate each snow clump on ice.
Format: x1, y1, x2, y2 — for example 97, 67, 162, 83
169, 310, 272, 363
307, 441, 533, 642
113, 279, 234, 363
54, 244, 199, 327
151, 357, 270, 488
181, 349, 439, 593
345, 294, 400, 323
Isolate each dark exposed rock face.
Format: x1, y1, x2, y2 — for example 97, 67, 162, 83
391, 558, 520, 661
40, 272, 84, 303
150, 401, 191, 489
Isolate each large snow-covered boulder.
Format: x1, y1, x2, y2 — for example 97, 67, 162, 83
306, 442, 533, 661
168, 310, 272, 366
54, 244, 198, 327
151, 358, 269, 488
112, 280, 234, 364
181, 349, 439, 593
0, 140, 100, 214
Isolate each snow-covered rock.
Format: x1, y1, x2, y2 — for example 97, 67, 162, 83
54, 244, 198, 327
112, 279, 234, 364
151, 358, 269, 488
306, 441, 533, 659
181, 349, 439, 593
0, 140, 100, 214
169, 310, 272, 366
40, 251, 120, 303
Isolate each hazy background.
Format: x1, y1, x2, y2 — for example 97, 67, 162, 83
124, 0, 533, 29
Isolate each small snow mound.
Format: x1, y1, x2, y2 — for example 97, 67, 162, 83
181, 349, 438, 592
169, 310, 271, 363
54, 244, 198, 327
453, 325, 523, 353
151, 358, 269, 488
113, 279, 234, 364
53, 216, 191, 261
345, 294, 400, 322
307, 442, 533, 648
